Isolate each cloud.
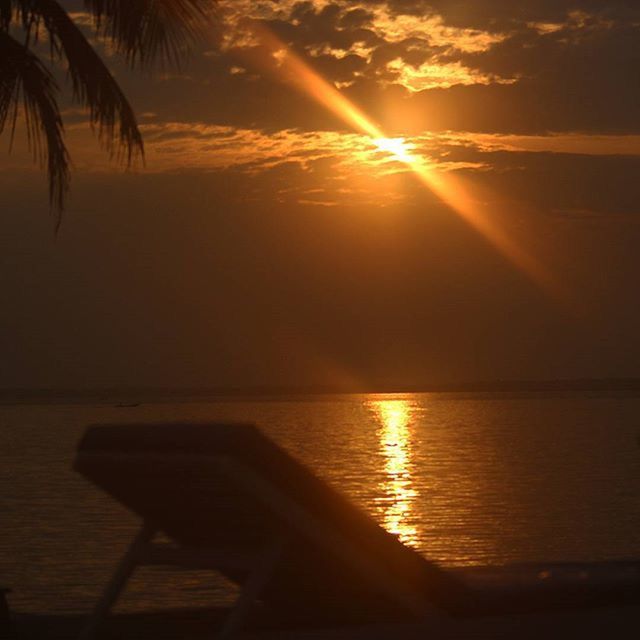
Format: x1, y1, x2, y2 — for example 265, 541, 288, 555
147, 1, 639, 137
30, 117, 632, 220
9, 93, 640, 218
381, 1, 640, 31
218, 0, 510, 92
5, 1, 640, 192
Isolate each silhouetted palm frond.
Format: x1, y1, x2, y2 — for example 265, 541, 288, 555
14, 0, 144, 164
1, 0, 216, 228
85, 0, 215, 67
0, 29, 69, 230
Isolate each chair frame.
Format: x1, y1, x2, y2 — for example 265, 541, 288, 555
77, 453, 435, 640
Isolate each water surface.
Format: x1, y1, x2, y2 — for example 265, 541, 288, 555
2, 393, 639, 614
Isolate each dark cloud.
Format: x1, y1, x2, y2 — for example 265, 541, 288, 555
108, 0, 638, 136
395, 22, 640, 134
451, 18, 640, 130
340, 7, 375, 29
263, 4, 381, 53
450, 149, 640, 216
369, 37, 438, 68
376, 0, 640, 31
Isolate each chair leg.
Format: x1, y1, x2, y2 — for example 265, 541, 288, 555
0, 587, 13, 638
216, 536, 285, 640
78, 522, 156, 640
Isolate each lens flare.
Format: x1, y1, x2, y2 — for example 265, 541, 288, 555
250, 26, 557, 294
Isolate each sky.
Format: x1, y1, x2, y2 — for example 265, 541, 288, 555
1, 0, 640, 390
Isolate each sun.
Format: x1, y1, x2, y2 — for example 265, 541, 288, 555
373, 137, 415, 163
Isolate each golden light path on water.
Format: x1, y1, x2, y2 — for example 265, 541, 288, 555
369, 398, 419, 546
254, 27, 557, 294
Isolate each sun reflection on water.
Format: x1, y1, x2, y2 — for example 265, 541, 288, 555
369, 398, 419, 546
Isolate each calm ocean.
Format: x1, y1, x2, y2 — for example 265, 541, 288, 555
2, 393, 640, 615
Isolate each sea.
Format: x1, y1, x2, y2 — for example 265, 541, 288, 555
2, 392, 640, 615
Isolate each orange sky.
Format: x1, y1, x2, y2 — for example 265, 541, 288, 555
1, 1, 640, 388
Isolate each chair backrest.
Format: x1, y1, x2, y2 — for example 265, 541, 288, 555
75, 422, 473, 624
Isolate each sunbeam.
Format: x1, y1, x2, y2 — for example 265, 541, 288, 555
251, 26, 558, 295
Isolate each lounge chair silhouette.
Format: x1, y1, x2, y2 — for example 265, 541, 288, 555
74, 423, 640, 639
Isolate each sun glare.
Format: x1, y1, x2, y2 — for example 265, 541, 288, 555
373, 137, 416, 164
249, 25, 559, 296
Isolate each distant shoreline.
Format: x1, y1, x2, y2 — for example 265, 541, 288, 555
2, 379, 640, 405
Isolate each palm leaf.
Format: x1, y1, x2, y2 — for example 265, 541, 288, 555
2, 0, 216, 227
13, 0, 144, 164
84, 0, 215, 68
0, 29, 69, 230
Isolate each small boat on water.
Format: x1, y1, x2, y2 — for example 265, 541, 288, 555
114, 403, 140, 408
